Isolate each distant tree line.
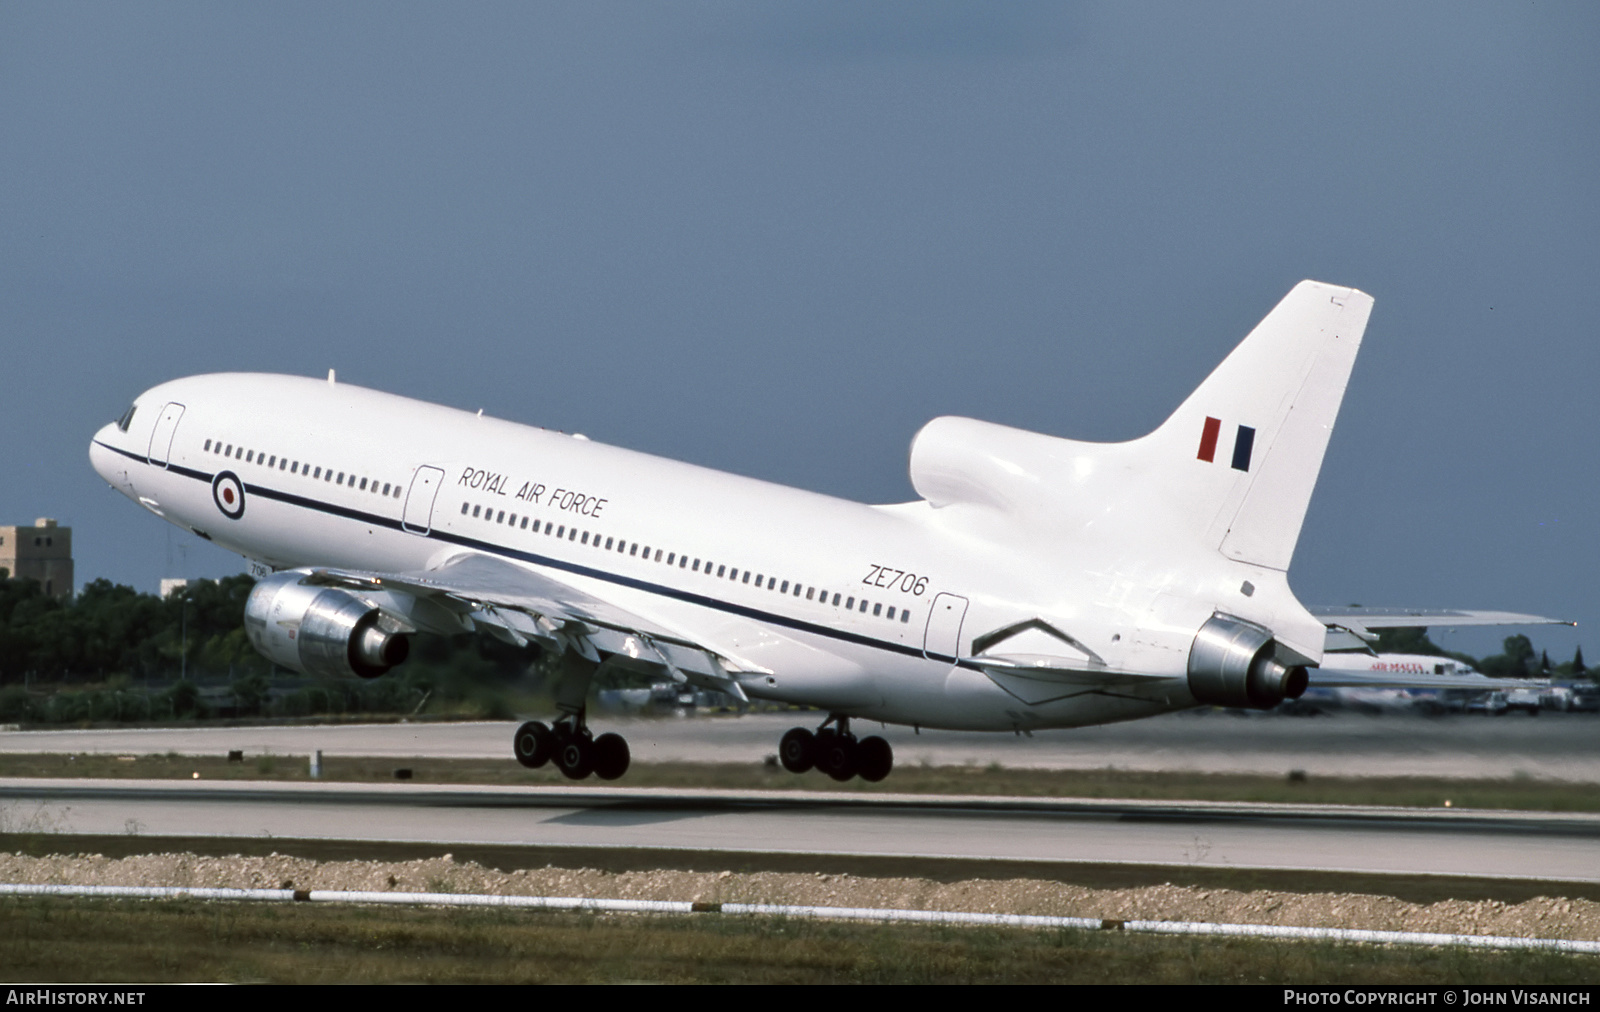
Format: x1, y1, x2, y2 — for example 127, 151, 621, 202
1373, 626, 1587, 679
0, 571, 1588, 726
0, 572, 264, 685
0, 573, 551, 724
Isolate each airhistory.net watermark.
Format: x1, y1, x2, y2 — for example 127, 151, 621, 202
6, 992, 145, 1006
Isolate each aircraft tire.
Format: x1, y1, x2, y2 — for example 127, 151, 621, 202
513, 721, 555, 769
593, 733, 630, 781
856, 736, 893, 782
816, 732, 858, 782
779, 728, 815, 773
555, 736, 594, 780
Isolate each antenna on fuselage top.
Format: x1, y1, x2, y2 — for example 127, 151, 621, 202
327, 369, 336, 385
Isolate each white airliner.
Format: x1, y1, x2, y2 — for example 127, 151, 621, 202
1296, 651, 1489, 712
88, 280, 1565, 782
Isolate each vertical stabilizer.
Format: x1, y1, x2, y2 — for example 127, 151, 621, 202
1153, 280, 1372, 570
906, 280, 1372, 575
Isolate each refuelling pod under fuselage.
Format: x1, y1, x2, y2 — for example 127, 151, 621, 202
1187, 613, 1308, 709
243, 571, 411, 679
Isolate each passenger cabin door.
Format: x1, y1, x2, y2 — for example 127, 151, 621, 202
922, 592, 970, 663
146, 402, 185, 468
402, 466, 445, 534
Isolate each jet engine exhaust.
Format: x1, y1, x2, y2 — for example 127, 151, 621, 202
1186, 614, 1308, 709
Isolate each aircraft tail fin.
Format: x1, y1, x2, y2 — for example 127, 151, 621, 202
908, 280, 1372, 572
1148, 279, 1372, 570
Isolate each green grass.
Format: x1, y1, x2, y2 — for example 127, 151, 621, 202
1, 897, 1592, 984
3, 751, 1596, 813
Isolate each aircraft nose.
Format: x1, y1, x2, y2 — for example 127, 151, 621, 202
89, 425, 133, 493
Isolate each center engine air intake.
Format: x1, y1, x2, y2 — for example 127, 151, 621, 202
244, 571, 411, 679
1186, 614, 1308, 709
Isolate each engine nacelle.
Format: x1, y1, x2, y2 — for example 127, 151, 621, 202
243, 571, 411, 679
1186, 614, 1308, 709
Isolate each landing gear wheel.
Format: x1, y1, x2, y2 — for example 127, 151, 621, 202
513, 721, 555, 769
593, 733, 631, 781
779, 728, 816, 773
815, 731, 858, 782
856, 736, 893, 783
555, 734, 595, 780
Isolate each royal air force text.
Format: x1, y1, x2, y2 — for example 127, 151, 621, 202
462, 467, 938, 594
458, 468, 606, 518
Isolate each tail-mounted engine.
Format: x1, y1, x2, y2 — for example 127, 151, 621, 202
1187, 614, 1308, 709
244, 571, 411, 679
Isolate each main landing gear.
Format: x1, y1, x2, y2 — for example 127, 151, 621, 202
513, 713, 630, 781
778, 715, 893, 782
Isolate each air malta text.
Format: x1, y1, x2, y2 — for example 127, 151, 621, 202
458, 467, 608, 518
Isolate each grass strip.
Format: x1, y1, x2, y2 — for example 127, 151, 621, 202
1, 895, 1594, 984
3, 752, 1595, 812
11, 884, 1598, 956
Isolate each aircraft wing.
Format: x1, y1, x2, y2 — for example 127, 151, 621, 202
1311, 606, 1573, 651
304, 553, 770, 697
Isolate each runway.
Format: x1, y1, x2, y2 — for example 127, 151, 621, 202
6, 712, 1596, 882
5, 778, 1598, 882
4, 709, 1598, 780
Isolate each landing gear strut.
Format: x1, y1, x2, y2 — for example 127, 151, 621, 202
513, 712, 630, 781
778, 714, 893, 782
512, 645, 629, 781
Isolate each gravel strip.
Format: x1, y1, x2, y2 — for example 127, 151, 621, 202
2, 851, 1597, 942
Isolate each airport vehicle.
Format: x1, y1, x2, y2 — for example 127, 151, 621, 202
1539, 685, 1574, 711
1504, 687, 1543, 715
1467, 691, 1510, 717
88, 280, 1565, 782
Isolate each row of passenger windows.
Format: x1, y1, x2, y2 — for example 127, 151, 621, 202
461, 499, 914, 625
193, 433, 915, 630
203, 438, 404, 500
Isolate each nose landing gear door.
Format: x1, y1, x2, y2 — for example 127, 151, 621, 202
146, 402, 185, 468
402, 466, 446, 535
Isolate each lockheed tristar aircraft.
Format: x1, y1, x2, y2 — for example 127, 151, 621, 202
89, 280, 1563, 783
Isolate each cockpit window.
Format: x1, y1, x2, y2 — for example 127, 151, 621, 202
115, 404, 137, 433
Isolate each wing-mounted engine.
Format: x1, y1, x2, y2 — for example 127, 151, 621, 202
1186, 613, 1308, 709
244, 570, 413, 679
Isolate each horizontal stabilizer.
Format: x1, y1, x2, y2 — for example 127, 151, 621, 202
1312, 606, 1574, 630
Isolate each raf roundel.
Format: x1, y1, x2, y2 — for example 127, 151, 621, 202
212, 470, 246, 519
